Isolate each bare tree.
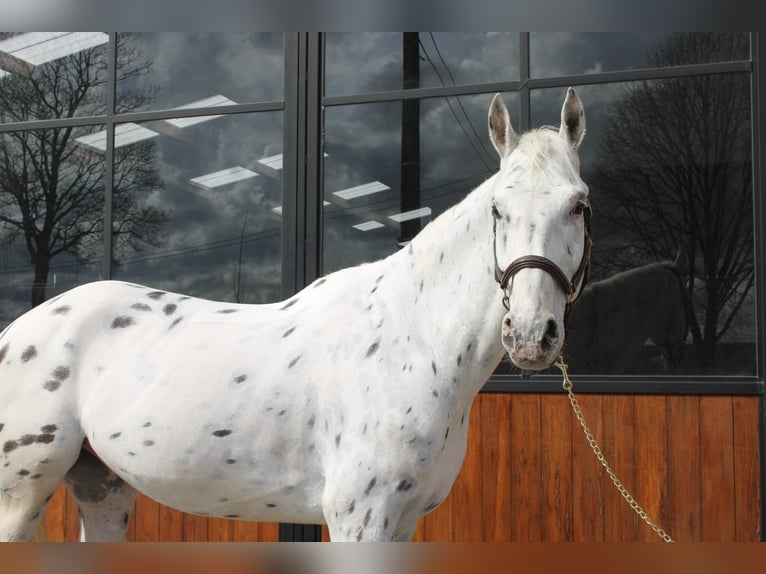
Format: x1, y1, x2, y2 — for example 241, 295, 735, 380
0, 33, 169, 307
592, 33, 752, 364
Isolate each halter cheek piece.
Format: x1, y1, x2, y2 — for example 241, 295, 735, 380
493, 203, 592, 326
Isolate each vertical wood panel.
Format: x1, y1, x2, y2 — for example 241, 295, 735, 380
131, 494, 159, 541
451, 397, 483, 540
423, 488, 453, 541
541, 393, 572, 541
666, 395, 701, 541
634, 396, 669, 542
158, 505, 184, 541
182, 514, 209, 541
259, 522, 280, 541
208, 517, 234, 542
43, 485, 68, 542
64, 489, 80, 541
700, 396, 736, 541
509, 393, 541, 541
571, 394, 605, 541
480, 394, 512, 541
733, 396, 760, 541
602, 395, 638, 541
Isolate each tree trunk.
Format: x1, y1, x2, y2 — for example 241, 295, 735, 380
31, 255, 50, 308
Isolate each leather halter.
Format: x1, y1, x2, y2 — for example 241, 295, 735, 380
493, 203, 592, 325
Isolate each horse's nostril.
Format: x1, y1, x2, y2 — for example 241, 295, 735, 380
541, 319, 558, 352
502, 317, 512, 337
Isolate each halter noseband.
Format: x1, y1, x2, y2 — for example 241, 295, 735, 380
493, 204, 592, 325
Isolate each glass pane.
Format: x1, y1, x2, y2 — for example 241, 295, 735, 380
325, 33, 520, 97
0, 32, 108, 123
530, 74, 754, 376
0, 126, 104, 327
323, 93, 517, 273
116, 33, 283, 113
530, 32, 750, 78
106, 112, 283, 303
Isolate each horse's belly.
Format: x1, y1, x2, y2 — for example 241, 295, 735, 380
88, 428, 327, 523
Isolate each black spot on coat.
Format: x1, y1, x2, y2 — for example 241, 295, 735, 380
365, 341, 380, 358
146, 291, 165, 300
212, 429, 232, 437
111, 316, 135, 329
163, 304, 177, 316
21, 346, 37, 362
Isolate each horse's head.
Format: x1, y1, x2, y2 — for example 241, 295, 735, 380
488, 88, 591, 370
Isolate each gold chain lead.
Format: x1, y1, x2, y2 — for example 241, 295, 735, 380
553, 355, 674, 543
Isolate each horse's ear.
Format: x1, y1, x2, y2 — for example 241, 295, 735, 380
559, 87, 586, 151
488, 93, 518, 160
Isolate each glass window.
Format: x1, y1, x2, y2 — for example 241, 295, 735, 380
0, 32, 108, 123
530, 74, 755, 376
107, 112, 283, 303
0, 126, 104, 327
323, 93, 517, 273
530, 32, 749, 78
325, 33, 520, 97
116, 33, 284, 113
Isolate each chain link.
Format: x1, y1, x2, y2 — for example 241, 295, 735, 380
553, 355, 674, 543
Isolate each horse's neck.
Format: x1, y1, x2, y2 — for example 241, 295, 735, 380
386, 178, 506, 403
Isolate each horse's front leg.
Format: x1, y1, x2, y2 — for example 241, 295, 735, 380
323, 479, 414, 542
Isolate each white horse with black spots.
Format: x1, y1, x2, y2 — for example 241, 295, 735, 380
0, 88, 590, 542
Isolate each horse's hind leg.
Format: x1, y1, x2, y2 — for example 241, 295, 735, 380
0, 442, 76, 542
64, 448, 138, 541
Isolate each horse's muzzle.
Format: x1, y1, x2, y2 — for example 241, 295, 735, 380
502, 316, 561, 370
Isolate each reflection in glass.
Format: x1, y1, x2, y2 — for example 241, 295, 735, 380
325, 33, 520, 97
323, 93, 517, 273
0, 32, 108, 122
109, 112, 283, 304
530, 32, 749, 78
116, 33, 284, 113
0, 126, 104, 327
531, 74, 754, 373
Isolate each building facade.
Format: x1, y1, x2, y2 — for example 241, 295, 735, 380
0, 32, 763, 541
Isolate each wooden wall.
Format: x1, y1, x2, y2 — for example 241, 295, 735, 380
42, 393, 761, 542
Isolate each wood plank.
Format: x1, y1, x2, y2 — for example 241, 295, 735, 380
132, 494, 159, 541
410, 516, 426, 541
43, 485, 68, 542
733, 396, 760, 542
700, 396, 736, 541
158, 504, 184, 541
259, 522, 280, 542
182, 513, 209, 541
64, 489, 80, 541
634, 396, 669, 542
601, 395, 638, 542
232, 520, 260, 542
207, 517, 234, 542
451, 397, 483, 541
541, 393, 573, 541
666, 395, 701, 542
479, 394, 512, 541
509, 393, 541, 541
571, 393, 605, 541
422, 487, 453, 541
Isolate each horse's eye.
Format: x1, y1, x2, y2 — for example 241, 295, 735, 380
571, 202, 586, 217
491, 203, 501, 219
